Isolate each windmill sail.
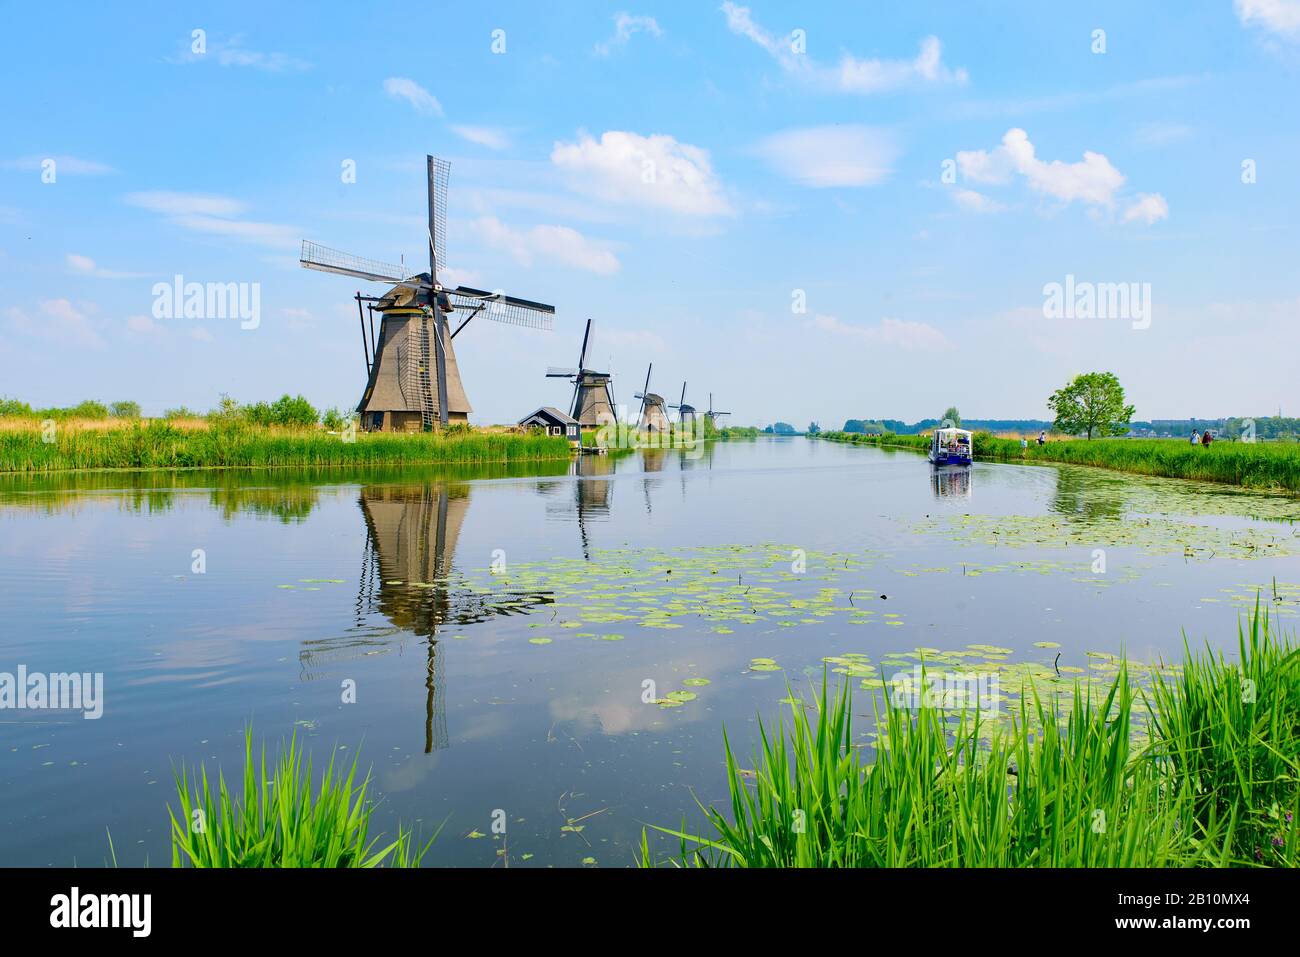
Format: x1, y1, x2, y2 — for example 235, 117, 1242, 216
300, 241, 408, 284
448, 288, 554, 331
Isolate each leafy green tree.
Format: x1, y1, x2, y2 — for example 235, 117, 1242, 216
109, 400, 141, 418
807, 421, 821, 435
269, 394, 319, 428
941, 406, 961, 427
771, 422, 796, 435
1047, 372, 1135, 440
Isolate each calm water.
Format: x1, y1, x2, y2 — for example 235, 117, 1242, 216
2, 438, 1298, 867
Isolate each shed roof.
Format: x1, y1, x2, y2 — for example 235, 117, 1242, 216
519, 406, 579, 427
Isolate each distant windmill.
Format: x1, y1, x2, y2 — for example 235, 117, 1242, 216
634, 363, 671, 432
300, 155, 555, 431
704, 392, 732, 428
668, 381, 696, 428
546, 318, 615, 429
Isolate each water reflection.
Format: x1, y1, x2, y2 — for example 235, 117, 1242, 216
931, 466, 972, 500
302, 482, 553, 752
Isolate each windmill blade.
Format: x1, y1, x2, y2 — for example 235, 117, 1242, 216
638, 364, 652, 422
546, 366, 579, 377
578, 318, 592, 371
679, 381, 687, 408
449, 287, 554, 331
427, 156, 450, 281
300, 241, 418, 285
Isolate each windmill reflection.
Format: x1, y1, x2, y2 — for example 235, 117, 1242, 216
930, 466, 973, 500
301, 482, 551, 754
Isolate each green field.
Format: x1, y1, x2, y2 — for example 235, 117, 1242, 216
0, 419, 572, 473
816, 430, 1300, 493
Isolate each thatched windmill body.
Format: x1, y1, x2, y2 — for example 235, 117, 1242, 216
703, 393, 731, 429
546, 318, 615, 428
300, 155, 555, 431
634, 363, 671, 433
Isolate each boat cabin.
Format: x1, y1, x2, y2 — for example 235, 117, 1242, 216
928, 427, 973, 466
519, 407, 581, 447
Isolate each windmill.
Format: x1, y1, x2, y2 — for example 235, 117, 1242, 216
703, 392, 732, 429
668, 381, 696, 428
545, 318, 615, 429
634, 363, 671, 433
300, 155, 555, 431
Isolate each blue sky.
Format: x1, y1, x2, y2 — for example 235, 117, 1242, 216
2, 1, 1298, 426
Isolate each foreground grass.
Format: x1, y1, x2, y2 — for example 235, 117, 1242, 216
0, 418, 571, 473
816, 430, 1300, 492
169, 730, 433, 867
645, 606, 1299, 867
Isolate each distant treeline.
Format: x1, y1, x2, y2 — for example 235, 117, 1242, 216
842, 416, 1299, 439
1, 395, 353, 430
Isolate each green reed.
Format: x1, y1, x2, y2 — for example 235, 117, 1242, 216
644, 605, 1299, 867
0, 419, 571, 473
169, 729, 434, 868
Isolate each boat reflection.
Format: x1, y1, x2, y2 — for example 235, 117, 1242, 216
930, 465, 973, 500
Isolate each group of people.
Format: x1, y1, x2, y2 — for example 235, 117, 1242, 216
1019, 431, 1048, 450
1190, 429, 1215, 446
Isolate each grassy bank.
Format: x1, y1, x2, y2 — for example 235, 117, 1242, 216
647, 606, 1299, 867
816, 430, 1300, 492
0, 418, 572, 474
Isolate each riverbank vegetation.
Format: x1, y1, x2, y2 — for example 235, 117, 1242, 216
816, 430, 1300, 492
0, 417, 571, 473
168, 730, 431, 868
645, 605, 1299, 867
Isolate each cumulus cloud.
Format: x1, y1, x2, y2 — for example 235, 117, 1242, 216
810, 314, 954, 351
950, 188, 1005, 213
1235, 0, 1300, 37
721, 2, 966, 94
470, 216, 620, 274
1122, 192, 1170, 225
753, 125, 897, 187
383, 77, 443, 116
954, 128, 1166, 223
594, 12, 663, 56
551, 131, 731, 216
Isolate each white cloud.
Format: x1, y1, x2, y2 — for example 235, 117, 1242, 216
383, 77, 443, 116
125, 191, 298, 249
470, 216, 620, 274
452, 125, 511, 150
810, 314, 954, 351
721, 2, 966, 94
4, 155, 114, 175
959, 129, 1125, 207
956, 128, 1162, 221
1122, 192, 1170, 225
8, 299, 105, 350
950, 188, 1005, 213
551, 131, 731, 216
595, 12, 663, 56
126, 315, 160, 335
67, 254, 145, 279
1235, 0, 1300, 37
753, 125, 898, 187
1133, 121, 1193, 147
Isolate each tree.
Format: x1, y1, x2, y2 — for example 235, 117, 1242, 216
1047, 372, 1135, 440
109, 400, 141, 418
941, 406, 961, 427
807, 421, 821, 435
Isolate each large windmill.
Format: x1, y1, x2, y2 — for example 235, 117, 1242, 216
634, 363, 671, 433
300, 155, 555, 431
546, 318, 615, 428
668, 381, 696, 428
